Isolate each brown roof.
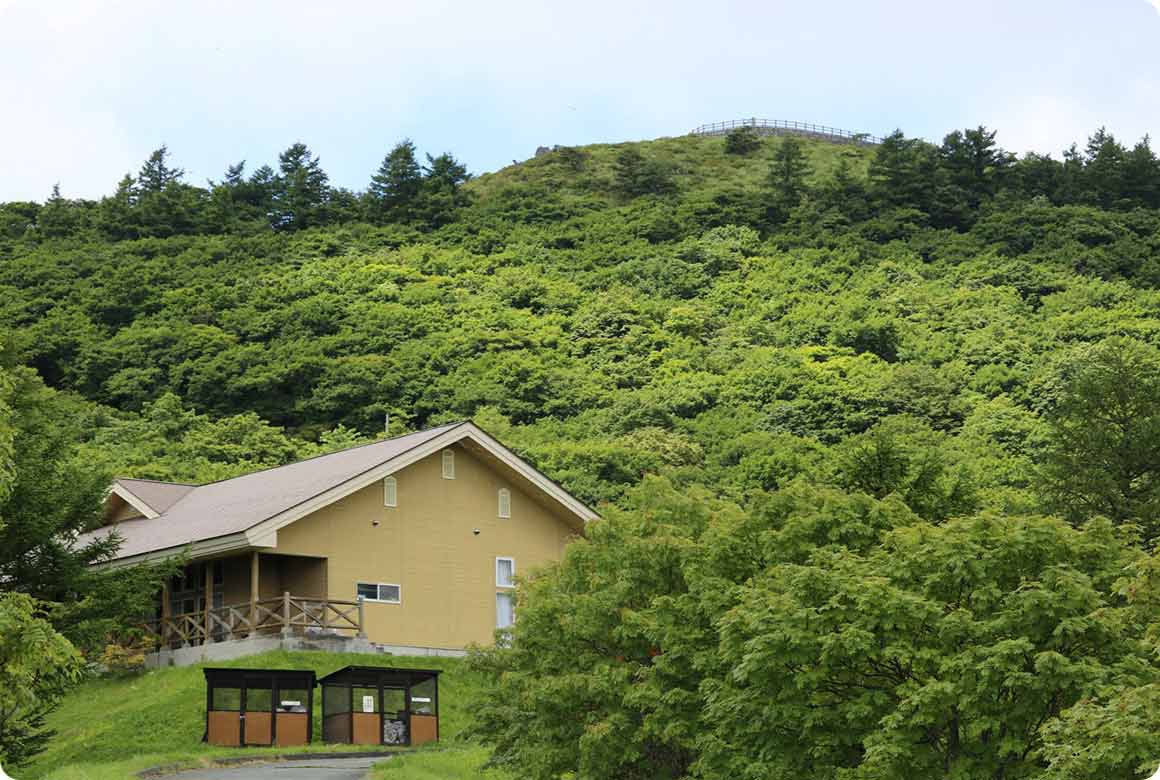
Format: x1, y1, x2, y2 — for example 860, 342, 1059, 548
116, 478, 196, 514
83, 422, 467, 561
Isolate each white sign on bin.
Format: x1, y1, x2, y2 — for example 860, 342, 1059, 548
363, 695, 375, 713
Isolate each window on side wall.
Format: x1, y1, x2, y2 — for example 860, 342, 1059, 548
496, 591, 515, 629
498, 488, 511, 518
357, 582, 401, 604
383, 476, 397, 507
442, 449, 455, 479
496, 557, 515, 588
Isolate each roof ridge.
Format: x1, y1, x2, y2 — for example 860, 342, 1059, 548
116, 477, 198, 486
152, 421, 470, 516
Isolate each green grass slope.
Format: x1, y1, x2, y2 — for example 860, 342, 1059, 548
25, 651, 483, 780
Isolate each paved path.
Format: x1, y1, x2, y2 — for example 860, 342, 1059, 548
169, 756, 382, 779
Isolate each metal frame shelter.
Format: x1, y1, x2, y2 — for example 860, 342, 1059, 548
203, 668, 316, 747
318, 666, 441, 747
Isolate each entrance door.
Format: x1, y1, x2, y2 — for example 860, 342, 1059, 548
243, 682, 273, 745
351, 686, 380, 745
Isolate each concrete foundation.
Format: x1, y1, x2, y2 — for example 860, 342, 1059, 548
146, 634, 464, 668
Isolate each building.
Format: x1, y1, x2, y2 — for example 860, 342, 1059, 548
85, 421, 596, 662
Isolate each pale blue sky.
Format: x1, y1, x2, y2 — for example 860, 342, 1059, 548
2, 0, 1159, 201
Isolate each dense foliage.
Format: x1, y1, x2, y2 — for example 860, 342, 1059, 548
3, 124, 1160, 776
0, 593, 83, 767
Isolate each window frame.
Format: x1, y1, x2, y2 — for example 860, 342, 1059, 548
441, 449, 455, 479
496, 556, 515, 589
497, 487, 511, 519
496, 591, 516, 629
357, 582, 402, 604
383, 476, 397, 508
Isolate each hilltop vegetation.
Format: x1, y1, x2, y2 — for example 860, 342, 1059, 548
3, 124, 1160, 776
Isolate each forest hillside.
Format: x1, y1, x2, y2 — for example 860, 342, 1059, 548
3, 124, 1160, 778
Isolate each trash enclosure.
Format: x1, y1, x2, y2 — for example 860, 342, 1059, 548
203, 668, 316, 747
318, 666, 440, 746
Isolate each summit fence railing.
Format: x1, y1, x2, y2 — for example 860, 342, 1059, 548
690, 118, 882, 146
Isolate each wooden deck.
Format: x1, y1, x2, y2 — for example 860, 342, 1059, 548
146, 592, 365, 649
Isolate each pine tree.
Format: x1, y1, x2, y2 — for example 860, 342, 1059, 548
271, 143, 330, 231
37, 183, 77, 238
415, 152, 472, 228
1122, 136, 1160, 208
868, 130, 939, 213
97, 174, 138, 240
769, 136, 812, 204
1083, 127, 1126, 207
136, 145, 184, 193
368, 139, 422, 224
224, 161, 246, 188
612, 147, 674, 198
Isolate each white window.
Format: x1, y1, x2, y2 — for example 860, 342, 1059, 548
496, 557, 515, 588
357, 582, 401, 604
383, 476, 397, 507
497, 488, 511, 518
442, 449, 455, 479
496, 591, 515, 629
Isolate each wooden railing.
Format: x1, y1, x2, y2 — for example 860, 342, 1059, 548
146, 592, 365, 649
690, 117, 882, 146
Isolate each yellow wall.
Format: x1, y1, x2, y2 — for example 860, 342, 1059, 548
215, 553, 327, 606
108, 498, 143, 523
273, 443, 578, 649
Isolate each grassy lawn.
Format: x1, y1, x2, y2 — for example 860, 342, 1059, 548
24, 650, 485, 780
372, 745, 512, 780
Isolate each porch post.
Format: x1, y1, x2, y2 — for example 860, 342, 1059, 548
161, 580, 171, 647
281, 591, 293, 639
357, 596, 367, 639
203, 562, 213, 645
249, 551, 260, 637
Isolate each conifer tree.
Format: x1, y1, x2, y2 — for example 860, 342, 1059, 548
415, 152, 471, 228
270, 143, 330, 230
368, 139, 422, 224
136, 145, 184, 193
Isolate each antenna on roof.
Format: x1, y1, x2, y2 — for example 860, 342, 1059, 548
384, 413, 390, 436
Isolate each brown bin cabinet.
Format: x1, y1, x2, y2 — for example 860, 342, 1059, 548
319, 666, 440, 747
203, 668, 316, 747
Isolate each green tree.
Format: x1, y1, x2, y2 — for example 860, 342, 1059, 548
368, 139, 423, 223
704, 514, 1143, 780
416, 152, 471, 228
0, 593, 84, 768
0, 363, 166, 652
613, 147, 675, 198
833, 416, 977, 523
723, 126, 761, 155
97, 174, 138, 240
133, 147, 202, 237
768, 136, 812, 209
1083, 127, 1127, 207
868, 130, 939, 213
270, 142, 330, 230
1038, 337, 1160, 542
937, 126, 1013, 226
136, 145, 184, 193
1123, 135, 1160, 208
36, 184, 80, 239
